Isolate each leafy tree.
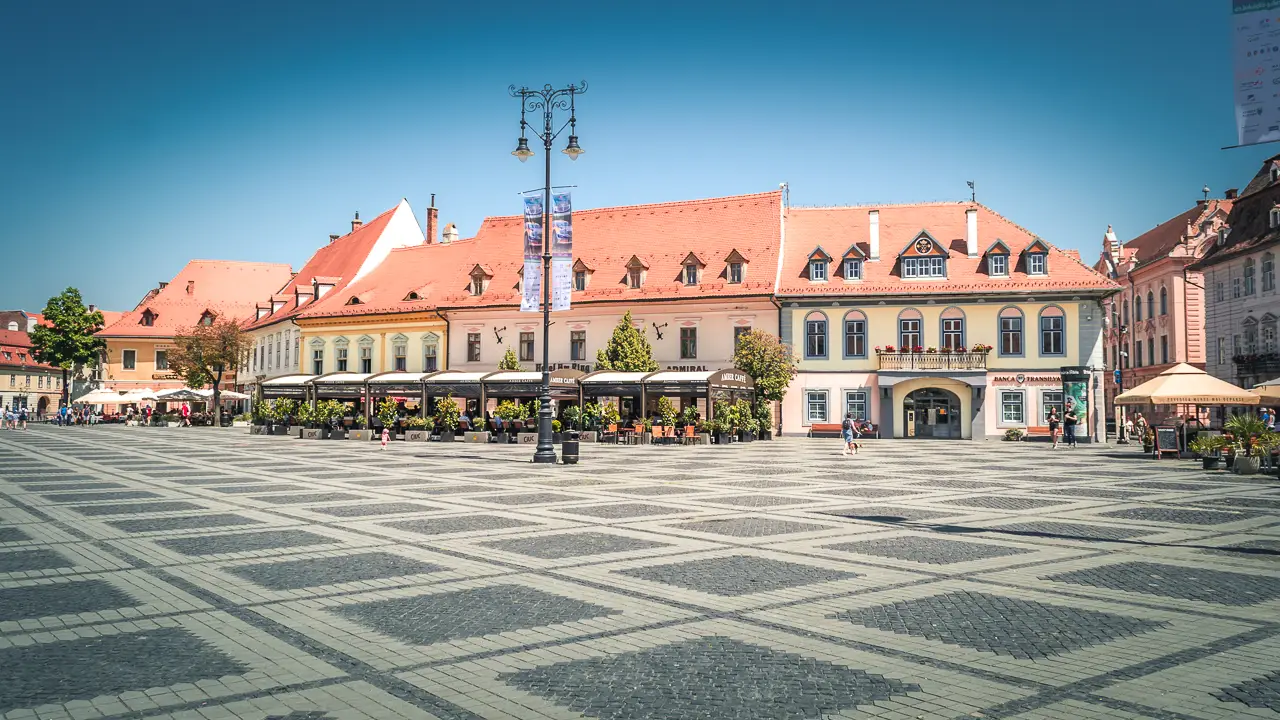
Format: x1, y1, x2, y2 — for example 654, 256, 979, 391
167, 316, 252, 426
731, 329, 797, 403
28, 288, 106, 407
498, 346, 523, 371
595, 311, 658, 372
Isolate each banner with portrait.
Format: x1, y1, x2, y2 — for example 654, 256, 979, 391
551, 191, 573, 311
521, 195, 543, 312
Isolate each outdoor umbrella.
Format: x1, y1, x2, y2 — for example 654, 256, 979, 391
115, 388, 158, 404
1115, 363, 1259, 406
1251, 377, 1280, 403
198, 388, 250, 400
77, 389, 128, 404
157, 388, 206, 401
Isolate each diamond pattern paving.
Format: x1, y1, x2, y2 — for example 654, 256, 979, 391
307, 502, 441, 517
381, 515, 539, 536
834, 591, 1168, 659
71, 500, 207, 516
671, 517, 833, 537
107, 513, 264, 533
0, 627, 249, 713
230, 552, 447, 590
1096, 507, 1259, 525
1214, 670, 1280, 711
618, 555, 859, 596
0, 579, 137, 622
157, 529, 338, 556
824, 535, 1034, 565
502, 636, 921, 720
1044, 561, 1280, 605
0, 548, 75, 573
0, 527, 31, 543
334, 584, 620, 644
481, 531, 670, 559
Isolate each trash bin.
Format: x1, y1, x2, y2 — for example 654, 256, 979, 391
562, 431, 580, 464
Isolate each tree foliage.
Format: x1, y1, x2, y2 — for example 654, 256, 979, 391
595, 311, 658, 372
498, 346, 523, 371
731, 329, 797, 403
168, 317, 252, 426
28, 288, 106, 405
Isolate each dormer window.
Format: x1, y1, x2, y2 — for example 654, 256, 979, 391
1027, 253, 1047, 275
574, 270, 587, 291
469, 264, 493, 296
199, 311, 215, 326
404, 291, 420, 301
140, 309, 156, 327
1270, 205, 1280, 229
1272, 165, 1279, 183
807, 247, 831, 282
684, 264, 698, 285
728, 262, 743, 283
625, 256, 648, 289
899, 234, 947, 279
724, 249, 748, 284
345, 296, 362, 306
989, 254, 1008, 276
843, 258, 862, 280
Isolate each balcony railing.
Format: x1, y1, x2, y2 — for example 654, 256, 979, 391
877, 351, 989, 371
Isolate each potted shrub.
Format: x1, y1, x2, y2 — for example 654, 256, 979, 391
1188, 435, 1228, 470
1225, 414, 1266, 472
578, 401, 601, 442
599, 402, 620, 437
494, 399, 523, 444
348, 415, 372, 442
754, 403, 773, 440
434, 395, 460, 442
232, 412, 252, 428
657, 396, 678, 432
375, 398, 399, 441
1003, 428, 1026, 441
552, 419, 563, 444
970, 343, 993, 354
403, 415, 429, 441
1142, 428, 1155, 454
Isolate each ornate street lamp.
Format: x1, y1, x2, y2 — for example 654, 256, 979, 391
509, 81, 586, 463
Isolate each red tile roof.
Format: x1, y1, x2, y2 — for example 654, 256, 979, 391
98, 260, 294, 338
778, 202, 1117, 296
0, 329, 56, 371
299, 190, 783, 318
1120, 200, 1232, 270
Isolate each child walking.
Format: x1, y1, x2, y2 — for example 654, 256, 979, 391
380, 427, 390, 450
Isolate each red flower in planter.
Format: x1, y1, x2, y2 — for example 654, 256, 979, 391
884, 345, 896, 352
912, 345, 924, 353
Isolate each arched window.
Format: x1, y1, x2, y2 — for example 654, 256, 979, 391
842, 310, 867, 358
1146, 291, 1154, 320
999, 306, 1024, 356
940, 307, 966, 350
804, 311, 828, 359
1039, 305, 1066, 356
897, 308, 923, 350
1159, 287, 1168, 316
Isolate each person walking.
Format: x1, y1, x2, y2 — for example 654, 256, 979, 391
181, 402, 191, 427
18, 406, 27, 430
841, 413, 858, 456
379, 426, 390, 450
1048, 409, 1061, 449
58, 404, 68, 427
1063, 404, 1079, 448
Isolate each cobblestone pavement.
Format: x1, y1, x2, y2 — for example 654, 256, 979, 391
0, 428, 1277, 720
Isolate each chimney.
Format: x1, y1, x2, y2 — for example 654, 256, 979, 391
351, 211, 362, 233
88, 304, 96, 312
1226, 188, 1239, 200
1104, 224, 1120, 262
328, 234, 340, 244
425, 193, 438, 244
186, 280, 195, 295
442, 222, 458, 244
965, 208, 978, 258
868, 210, 880, 261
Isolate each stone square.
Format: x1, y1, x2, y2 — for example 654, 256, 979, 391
824, 534, 1034, 564
229, 551, 447, 590
480, 531, 670, 559
1044, 561, 1280, 606
157, 529, 339, 556
617, 554, 859, 596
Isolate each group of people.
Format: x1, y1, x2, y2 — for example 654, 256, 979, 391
2, 406, 29, 429
54, 404, 96, 426
1046, 404, 1082, 448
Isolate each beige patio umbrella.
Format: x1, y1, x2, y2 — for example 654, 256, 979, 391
1250, 377, 1280, 403
1115, 363, 1259, 406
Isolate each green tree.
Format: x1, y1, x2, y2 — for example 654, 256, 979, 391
498, 346, 523, 371
28, 288, 106, 408
167, 316, 252, 427
732, 329, 797, 403
595, 311, 658, 372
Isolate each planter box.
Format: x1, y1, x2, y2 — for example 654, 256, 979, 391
249, 425, 264, 435
1234, 456, 1261, 475
301, 427, 328, 440
269, 425, 290, 436
698, 433, 712, 445
349, 429, 373, 441
464, 431, 491, 443
436, 431, 456, 443
1202, 456, 1223, 470
579, 431, 597, 443
714, 433, 732, 445
518, 432, 538, 444
405, 430, 429, 442
167, 421, 182, 428
328, 428, 348, 440
638, 433, 652, 445
232, 420, 250, 428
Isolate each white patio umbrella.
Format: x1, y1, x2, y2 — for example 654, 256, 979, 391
115, 388, 158, 404
77, 389, 128, 404
198, 388, 250, 400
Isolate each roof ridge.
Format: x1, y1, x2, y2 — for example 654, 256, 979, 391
790, 201, 977, 210
478, 189, 783, 222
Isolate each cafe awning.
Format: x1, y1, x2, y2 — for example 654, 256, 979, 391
309, 372, 374, 399
261, 374, 313, 399
1116, 363, 1258, 406
156, 388, 205, 401
644, 369, 755, 395
368, 371, 439, 397
579, 371, 651, 397
484, 368, 584, 398
423, 371, 491, 398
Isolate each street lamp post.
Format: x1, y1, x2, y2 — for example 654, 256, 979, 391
510, 81, 586, 464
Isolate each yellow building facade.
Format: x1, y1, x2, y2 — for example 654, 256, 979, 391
295, 312, 448, 377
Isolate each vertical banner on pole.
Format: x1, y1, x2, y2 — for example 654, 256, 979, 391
521, 196, 543, 313
551, 192, 573, 311
1234, 0, 1280, 146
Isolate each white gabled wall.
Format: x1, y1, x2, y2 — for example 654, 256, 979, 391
352, 199, 424, 284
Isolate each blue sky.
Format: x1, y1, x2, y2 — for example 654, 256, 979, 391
0, 0, 1272, 312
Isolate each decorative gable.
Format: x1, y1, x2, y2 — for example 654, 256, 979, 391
572, 258, 595, 273
841, 243, 866, 260
724, 249, 748, 284
682, 252, 706, 268
985, 239, 1011, 256
140, 308, 157, 327
1022, 238, 1050, 275
898, 232, 947, 258
808, 246, 833, 261
1024, 238, 1050, 254
985, 239, 1012, 276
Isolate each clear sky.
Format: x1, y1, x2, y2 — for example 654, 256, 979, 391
0, 0, 1273, 312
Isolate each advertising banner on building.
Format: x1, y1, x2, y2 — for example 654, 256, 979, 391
521, 196, 543, 313
551, 191, 573, 311
1233, 0, 1280, 146
1060, 366, 1090, 435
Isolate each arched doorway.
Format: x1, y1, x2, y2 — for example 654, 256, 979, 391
903, 388, 962, 439
37, 396, 49, 417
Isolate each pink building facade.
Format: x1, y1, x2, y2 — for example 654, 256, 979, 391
1094, 195, 1234, 426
